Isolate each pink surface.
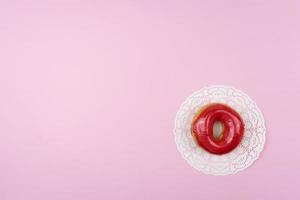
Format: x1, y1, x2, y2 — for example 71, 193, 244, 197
1, 1, 300, 199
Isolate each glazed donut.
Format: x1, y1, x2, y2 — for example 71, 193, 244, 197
192, 103, 244, 155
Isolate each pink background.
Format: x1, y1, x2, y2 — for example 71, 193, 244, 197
1, 0, 300, 199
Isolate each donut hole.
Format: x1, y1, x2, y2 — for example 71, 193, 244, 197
213, 121, 225, 141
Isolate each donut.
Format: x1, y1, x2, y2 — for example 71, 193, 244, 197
192, 103, 244, 155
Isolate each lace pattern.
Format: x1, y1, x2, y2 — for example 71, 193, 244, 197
174, 85, 266, 175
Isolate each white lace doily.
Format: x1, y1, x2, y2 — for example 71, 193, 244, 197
174, 85, 266, 175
